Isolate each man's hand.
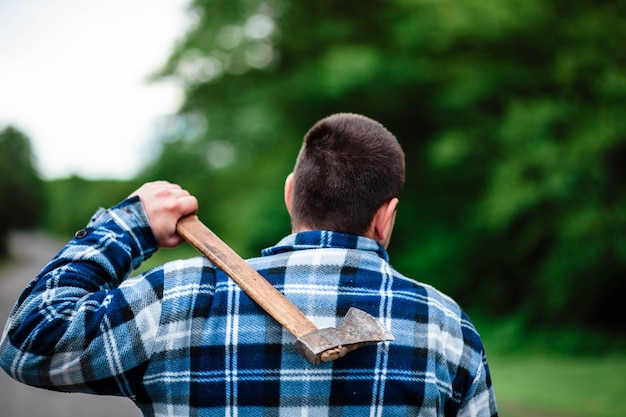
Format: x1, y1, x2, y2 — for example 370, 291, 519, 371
129, 181, 199, 248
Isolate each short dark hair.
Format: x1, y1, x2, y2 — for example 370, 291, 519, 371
290, 113, 405, 235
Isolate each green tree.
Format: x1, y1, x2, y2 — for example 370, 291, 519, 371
416, 0, 626, 333
42, 177, 141, 239
0, 126, 45, 255
145, 0, 626, 337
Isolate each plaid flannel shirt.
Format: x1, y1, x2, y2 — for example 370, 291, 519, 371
0, 197, 498, 416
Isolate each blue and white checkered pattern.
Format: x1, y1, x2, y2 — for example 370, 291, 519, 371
0, 197, 498, 416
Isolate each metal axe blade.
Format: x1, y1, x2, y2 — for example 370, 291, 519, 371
295, 307, 394, 364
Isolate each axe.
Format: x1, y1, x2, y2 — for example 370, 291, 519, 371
176, 215, 394, 365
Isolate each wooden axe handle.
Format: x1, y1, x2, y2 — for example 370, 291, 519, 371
176, 215, 319, 338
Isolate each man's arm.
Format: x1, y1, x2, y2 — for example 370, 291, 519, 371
455, 314, 499, 417
0, 181, 197, 396
457, 350, 499, 417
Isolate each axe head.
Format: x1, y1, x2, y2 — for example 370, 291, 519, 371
295, 307, 394, 365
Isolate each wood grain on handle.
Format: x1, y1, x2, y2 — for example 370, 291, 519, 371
176, 215, 319, 338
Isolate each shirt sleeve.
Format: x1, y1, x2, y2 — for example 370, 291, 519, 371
0, 196, 162, 398
458, 343, 499, 417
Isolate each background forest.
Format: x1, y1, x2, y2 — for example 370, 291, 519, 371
1, 0, 626, 414
146, 0, 626, 343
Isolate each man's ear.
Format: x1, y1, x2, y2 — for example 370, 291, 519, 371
373, 198, 399, 247
284, 173, 294, 214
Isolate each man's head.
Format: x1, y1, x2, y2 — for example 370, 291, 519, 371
285, 113, 405, 245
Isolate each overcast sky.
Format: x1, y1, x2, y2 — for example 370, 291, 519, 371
0, 0, 190, 179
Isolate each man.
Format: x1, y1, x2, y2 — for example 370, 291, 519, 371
0, 113, 498, 416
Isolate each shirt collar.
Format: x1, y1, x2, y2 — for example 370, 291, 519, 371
262, 230, 389, 262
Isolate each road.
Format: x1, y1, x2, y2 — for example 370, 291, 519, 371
0, 232, 141, 417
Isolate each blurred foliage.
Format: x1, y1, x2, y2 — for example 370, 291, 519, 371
0, 126, 45, 255
42, 177, 142, 238
34, 0, 623, 343
489, 353, 626, 417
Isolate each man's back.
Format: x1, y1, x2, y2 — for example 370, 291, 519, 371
136, 230, 496, 416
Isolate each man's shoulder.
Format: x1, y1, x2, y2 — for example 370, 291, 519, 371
134, 256, 219, 291
388, 270, 471, 326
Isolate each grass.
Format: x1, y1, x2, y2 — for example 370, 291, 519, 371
477, 315, 626, 417
489, 353, 626, 417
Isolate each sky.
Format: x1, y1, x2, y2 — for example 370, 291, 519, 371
0, 0, 191, 179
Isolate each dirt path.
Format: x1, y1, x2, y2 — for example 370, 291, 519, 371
0, 232, 141, 417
